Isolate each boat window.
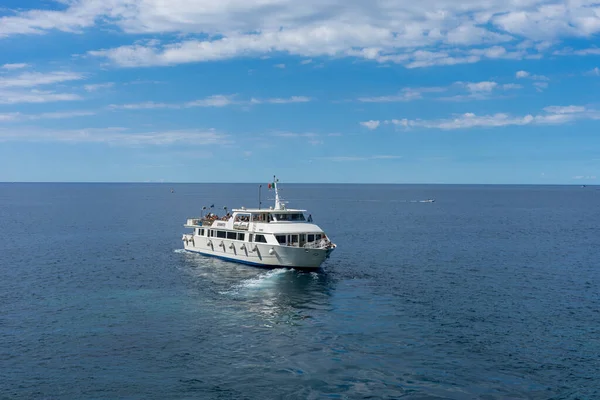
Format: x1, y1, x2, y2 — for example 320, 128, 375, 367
209, 230, 214, 237
237, 233, 245, 241
307, 234, 314, 242
290, 235, 299, 245
290, 213, 305, 221
217, 231, 226, 238
200, 229, 205, 236
254, 234, 267, 243
275, 235, 286, 244
315, 234, 322, 241
299, 234, 306, 243
235, 213, 251, 222
227, 232, 236, 240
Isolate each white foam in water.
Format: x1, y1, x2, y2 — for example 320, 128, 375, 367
173, 249, 186, 254
220, 268, 289, 295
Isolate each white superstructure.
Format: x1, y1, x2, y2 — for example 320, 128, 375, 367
181, 176, 336, 269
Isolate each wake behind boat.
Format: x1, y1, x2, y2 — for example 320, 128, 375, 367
181, 176, 336, 269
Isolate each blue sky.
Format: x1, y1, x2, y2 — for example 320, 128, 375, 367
0, 0, 599, 183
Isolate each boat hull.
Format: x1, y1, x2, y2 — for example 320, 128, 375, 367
182, 237, 334, 269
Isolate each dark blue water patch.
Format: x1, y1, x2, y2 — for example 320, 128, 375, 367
1, 183, 600, 399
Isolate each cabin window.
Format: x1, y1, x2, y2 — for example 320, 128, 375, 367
275, 235, 286, 244
217, 231, 226, 238
315, 234, 322, 241
209, 230, 214, 237
254, 234, 267, 243
307, 234, 315, 242
290, 235, 299, 245
299, 234, 306, 243
237, 233, 245, 241
227, 232, 237, 240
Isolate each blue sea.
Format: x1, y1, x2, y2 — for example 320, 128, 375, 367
1, 183, 599, 399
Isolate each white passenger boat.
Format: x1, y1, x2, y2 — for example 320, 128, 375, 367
181, 177, 336, 269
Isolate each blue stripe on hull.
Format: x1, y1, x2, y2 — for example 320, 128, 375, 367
183, 248, 321, 270
184, 248, 279, 268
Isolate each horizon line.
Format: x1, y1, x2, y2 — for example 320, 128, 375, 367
0, 181, 596, 186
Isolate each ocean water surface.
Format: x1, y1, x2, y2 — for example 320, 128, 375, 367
1, 183, 599, 399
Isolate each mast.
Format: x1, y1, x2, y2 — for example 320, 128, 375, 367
273, 175, 283, 210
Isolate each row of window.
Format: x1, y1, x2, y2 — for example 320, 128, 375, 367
275, 233, 322, 245
196, 228, 266, 243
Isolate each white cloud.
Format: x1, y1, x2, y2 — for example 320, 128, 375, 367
274, 63, 286, 69
364, 104, 599, 130
502, 83, 523, 90
0, 126, 229, 146
360, 120, 380, 130
84, 82, 114, 92
2, 1, 600, 69
301, 59, 313, 64
110, 95, 311, 109
0, 113, 21, 121
0, 110, 95, 122
1, 63, 29, 70
438, 80, 522, 101
0, 89, 82, 104
0, 71, 84, 88
516, 70, 530, 78
249, 96, 311, 104
585, 67, 600, 76
466, 81, 498, 93
358, 86, 448, 103
186, 95, 237, 107
533, 81, 549, 91
319, 155, 402, 162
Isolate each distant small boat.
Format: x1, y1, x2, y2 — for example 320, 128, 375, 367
171, 189, 174, 193
420, 199, 435, 203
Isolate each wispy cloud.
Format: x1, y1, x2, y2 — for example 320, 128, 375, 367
516, 70, 549, 81
110, 95, 311, 110
1, 63, 29, 70
0, 113, 21, 121
0, 110, 95, 122
573, 175, 597, 180
360, 120, 380, 130
84, 82, 114, 92
274, 63, 286, 69
250, 96, 311, 105
0, 71, 84, 88
361, 105, 600, 131
272, 131, 323, 145
318, 155, 402, 162
0, 127, 229, 146
585, 67, 600, 76
0, 89, 82, 104
357, 87, 444, 103
438, 80, 522, 101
